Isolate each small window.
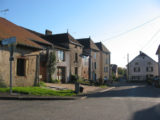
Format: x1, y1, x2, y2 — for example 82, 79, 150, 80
75, 67, 78, 75
134, 67, 140, 72
146, 67, 153, 72
75, 53, 78, 62
135, 62, 139, 65
17, 58, 26, 76
94, 53, 96, 59
94, 62, 96, 69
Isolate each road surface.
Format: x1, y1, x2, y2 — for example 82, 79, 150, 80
0, 82, 160, 120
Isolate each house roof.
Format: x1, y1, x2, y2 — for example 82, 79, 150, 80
95, 42, 110, 53
156, 45, 160, 55
0, 17, 52, 49
77, 38, 100, 51
28, 30, 83, 49
128, 51, 157, 66
51, 33, 83, 47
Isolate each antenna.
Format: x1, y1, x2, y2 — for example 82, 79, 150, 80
0, 9, 9, 15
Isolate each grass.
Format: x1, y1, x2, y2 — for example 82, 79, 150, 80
99, 85, 108, 88
0, 87, 75, 96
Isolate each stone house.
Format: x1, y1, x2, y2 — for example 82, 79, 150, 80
127, 51, 158, 81
77, 37, 100, 82
81, 53, 89, 80
156, 45, 160, 77
0, 17, 52, 87
34, 31, 83, 82
52, 45, 70, 83
95, 42, 111, 83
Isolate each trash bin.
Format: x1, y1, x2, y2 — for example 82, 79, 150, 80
80, 86, 84, 93
75, 82, 80, 94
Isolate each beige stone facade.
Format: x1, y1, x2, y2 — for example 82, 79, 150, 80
69, 43, 83, 77
52, 47, 70, 83
0, 46, 40, 87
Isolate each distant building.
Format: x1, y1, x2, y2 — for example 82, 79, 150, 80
110, 64, 118, 78
77, 37, 100, 82
127, 51, 158, 81
95, 42, 111, 83
156, 45, 160, 77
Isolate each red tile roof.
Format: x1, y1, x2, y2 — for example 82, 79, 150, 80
0, 17, 52, 49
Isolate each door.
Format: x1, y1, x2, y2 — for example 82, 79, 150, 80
57, 67, 66, 83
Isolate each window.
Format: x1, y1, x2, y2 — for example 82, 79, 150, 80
94, 62, 96, 69
94, 53, 96, 59
106, 58, 109, 64
134, 67, 140, 72
104, 67, 108, 73
75, 53, 78, 62
135, 62, 139, 65
146, 67, 153, 72
75, 67, 78, 75
148, 62, 151, 65
17, 58, 26, 76
58, 50, 64, 61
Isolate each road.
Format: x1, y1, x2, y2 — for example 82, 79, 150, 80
0, 82, 160, 120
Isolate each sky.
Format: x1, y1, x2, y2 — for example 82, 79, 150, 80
0, 0, 160, 67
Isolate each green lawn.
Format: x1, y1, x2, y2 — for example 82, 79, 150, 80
0, 87, 75, 96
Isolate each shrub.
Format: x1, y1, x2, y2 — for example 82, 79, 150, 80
39, 81, 46, 87
70, 75, 79, 83
50, 79, 60, 83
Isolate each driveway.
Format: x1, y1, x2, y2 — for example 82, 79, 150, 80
0, 82, 160, 120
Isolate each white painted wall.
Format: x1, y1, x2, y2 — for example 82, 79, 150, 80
128, 53, 158, 81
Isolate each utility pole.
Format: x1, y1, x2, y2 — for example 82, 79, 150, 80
127, 53, 129, 81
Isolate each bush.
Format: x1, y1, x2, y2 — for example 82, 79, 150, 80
50, 79, 60, 83
39, 81, 46, 87
70, 75, 79, 83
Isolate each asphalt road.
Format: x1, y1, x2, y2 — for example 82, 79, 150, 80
0, 82, 160, 120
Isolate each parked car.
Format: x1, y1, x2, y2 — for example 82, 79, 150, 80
153, 76, 160, 88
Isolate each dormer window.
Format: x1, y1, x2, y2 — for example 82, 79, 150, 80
135, 62, 139, 65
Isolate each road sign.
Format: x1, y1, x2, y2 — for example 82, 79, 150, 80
1, 37, 16, 94
2, 37, 16, 45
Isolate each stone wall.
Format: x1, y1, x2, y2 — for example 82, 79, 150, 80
99, 51, 110, 83
52, 49, 70, 83
0, 46, 39, 87
69, 44, 83, 77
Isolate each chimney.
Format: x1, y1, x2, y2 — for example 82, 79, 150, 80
45, 29, 52, 35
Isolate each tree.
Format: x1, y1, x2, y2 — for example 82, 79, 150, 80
47, 51, 56, 82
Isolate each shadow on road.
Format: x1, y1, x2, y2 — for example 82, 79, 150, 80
132, 104, 160, 120
87, 82, 160, 98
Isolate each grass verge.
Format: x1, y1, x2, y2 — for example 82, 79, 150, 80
0, 87, 75, 96
99, 85, 108, 88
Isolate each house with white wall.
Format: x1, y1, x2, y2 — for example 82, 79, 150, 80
127, 51, 158, 81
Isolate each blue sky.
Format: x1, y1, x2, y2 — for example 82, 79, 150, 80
1, 0, 160, 67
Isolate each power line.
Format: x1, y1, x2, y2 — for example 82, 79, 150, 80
102, 15, 160, 42
141, 28, 160, 51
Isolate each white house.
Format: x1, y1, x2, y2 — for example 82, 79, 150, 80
156, 45, 160, 77
127, 51, 158, 81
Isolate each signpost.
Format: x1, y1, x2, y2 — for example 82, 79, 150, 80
2, 37, 16, 94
